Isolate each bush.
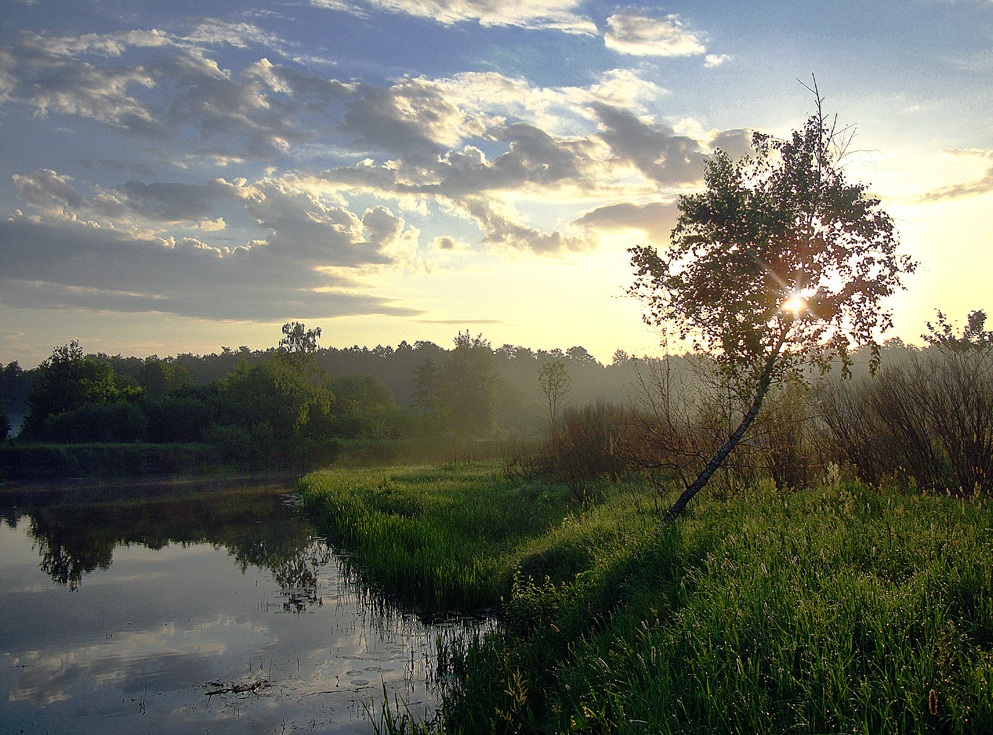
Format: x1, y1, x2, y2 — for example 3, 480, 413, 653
545, 402, 630, 502
142, 395, 214, 443
39, 401, 149, 443
751, 380, 824, 491
820, 337, 993, 495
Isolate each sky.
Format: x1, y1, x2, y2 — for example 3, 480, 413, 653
1, 0, 991, 368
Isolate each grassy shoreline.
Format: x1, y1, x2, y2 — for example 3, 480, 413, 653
299, 463, 993, 734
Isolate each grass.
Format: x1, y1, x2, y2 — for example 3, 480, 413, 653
300, 463, 993, 734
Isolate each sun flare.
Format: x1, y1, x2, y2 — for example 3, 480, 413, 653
782, 294, 807, 316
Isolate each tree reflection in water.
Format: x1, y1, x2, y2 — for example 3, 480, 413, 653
2, 478, 328, 602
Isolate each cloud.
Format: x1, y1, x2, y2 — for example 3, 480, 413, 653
921, 149, 993, 201
1, 31, 353, 158
13, 170, 85, 214
113, 180, 237, 222
707, 128, 754, 160
604, 12, 706, 57
313, 0, 597, 33
575, 201, 679, 245
593, 103, 709, 185
341, 77, 480, 156
432, 235, 462, 250
0, 215, 420, 321
9, 31, 166, 137
704, 53, 731, 68
459, 196, 592, 253
2, 22, 752, 320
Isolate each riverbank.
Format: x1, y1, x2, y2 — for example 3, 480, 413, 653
0, 437, 529, 481
300, 463, 993, 734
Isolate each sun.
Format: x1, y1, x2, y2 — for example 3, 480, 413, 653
782, 294, 807, 316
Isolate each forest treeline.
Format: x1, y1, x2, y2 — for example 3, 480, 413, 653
2, 313, 990, 497
0, 327, 648, 471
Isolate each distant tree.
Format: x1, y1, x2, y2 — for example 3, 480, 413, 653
566, 346, 599, 365
412, 357, 442, 420
0, 360, 28, 437
438, 332, 497, 437
279, 321, 322, 356
137, 358, 191, 399
277, 321, 327, 388
218, 358, 331, 440
611, 349, 631, 366
538, 360, 572, 427
629, 84, 916, 522
325, 374, 400, 439
924, 309, 993, 352
413, 332, 498, 437
21, 342, 137, 439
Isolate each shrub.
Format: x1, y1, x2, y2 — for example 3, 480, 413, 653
545, 402, 630, 502
39, 401, 149, 443
819, 330, 993, 495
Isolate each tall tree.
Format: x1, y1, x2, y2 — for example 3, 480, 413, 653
439, 331, 497, 437
537, 360, 572, 427
629, 85, 916, 522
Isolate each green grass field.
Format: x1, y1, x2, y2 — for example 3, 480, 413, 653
300, 464, 993, 734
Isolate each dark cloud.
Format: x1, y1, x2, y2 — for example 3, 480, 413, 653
340, 79, 467, 158
0, 216, 419, 320
8, 31, 169, 138
13, 169, 85, 211
0, 20, 757, 316
593, 102, 708, 185
245, 182, 396, 266
435, 123, 592, 195
921, 160, 993, 202
115, 180, 235, 222
709, 128, 754, 160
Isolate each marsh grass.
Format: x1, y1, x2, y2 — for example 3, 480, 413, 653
300, 462, 643, 611
301, 465, 993, 733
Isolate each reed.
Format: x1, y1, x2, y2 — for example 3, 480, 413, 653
299, 462, 619, 611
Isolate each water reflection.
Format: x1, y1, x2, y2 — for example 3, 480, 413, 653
0, 478, 482, 734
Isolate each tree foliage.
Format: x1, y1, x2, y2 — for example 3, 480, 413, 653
413, 331, 498, 437
22, 341, 140, 439
629, 87, 916, 521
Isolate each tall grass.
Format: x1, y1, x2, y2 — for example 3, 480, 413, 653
300, 462, 644, 611
301, 463, 993, 733
434, 481, 993, 734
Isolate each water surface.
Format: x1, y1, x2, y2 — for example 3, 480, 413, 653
0, 477, 475, 734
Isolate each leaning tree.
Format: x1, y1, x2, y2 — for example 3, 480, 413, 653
629, 86, 917, 522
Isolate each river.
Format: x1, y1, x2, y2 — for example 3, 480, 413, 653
0, 476, 481, 734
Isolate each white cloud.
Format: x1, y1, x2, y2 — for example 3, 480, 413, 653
704, 53, 731, 68
314, 0, 597, 33
604, 12, 706, 58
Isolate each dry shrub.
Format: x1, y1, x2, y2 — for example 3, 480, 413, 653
545, 402, 630, 503
751, 380, 824, 491
819, 338, 993, 495
620, 356, 824, 497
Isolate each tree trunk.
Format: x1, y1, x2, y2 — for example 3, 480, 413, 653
661, 337, 785, 525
